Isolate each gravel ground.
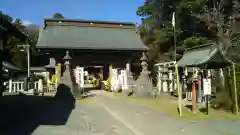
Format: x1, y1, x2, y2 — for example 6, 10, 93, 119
97, 91, 240, 135
1, 90, 239, 135
32, 94, 135, 135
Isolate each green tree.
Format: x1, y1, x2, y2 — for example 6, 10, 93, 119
1, 12, 29, 68
137, 0, 240, 112
53, 13, 65, 19
8, 19, 27, 68
136, 0, 240, 62
25, 25, 39, 53
0, 11, 13, 22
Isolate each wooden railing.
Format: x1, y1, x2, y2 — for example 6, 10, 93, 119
43, 84, 57, 93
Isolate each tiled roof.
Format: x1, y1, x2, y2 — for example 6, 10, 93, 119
178, 44, 230, 68
36, 19, 147, 51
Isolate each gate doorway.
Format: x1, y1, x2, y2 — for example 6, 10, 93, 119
84, 66, 104, 90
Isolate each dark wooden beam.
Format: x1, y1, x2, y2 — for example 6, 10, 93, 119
36, 48, 143, 68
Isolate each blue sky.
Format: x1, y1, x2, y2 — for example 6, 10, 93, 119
1, 0, 143, 25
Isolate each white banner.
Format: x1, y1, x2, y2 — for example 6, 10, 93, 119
172, 12, 175, 27
203, 79, 211, 95
76, 66, 84, 87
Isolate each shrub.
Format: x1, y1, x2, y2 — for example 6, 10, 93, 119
105, 78, 111, 91
212, 90, 233, 111
51, 75, 56, 83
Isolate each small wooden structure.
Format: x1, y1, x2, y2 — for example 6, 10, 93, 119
177, 44, 237, 114
154, 61, 176, 94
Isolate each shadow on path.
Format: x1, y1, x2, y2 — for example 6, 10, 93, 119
0, 83, 75, 135
80, 85, 99, 99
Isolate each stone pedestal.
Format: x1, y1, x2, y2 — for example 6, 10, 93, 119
121, 73, 134, 96
61, 51, 82, 98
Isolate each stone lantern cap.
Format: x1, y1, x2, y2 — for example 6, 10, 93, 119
44, 58, 56, 69
63, 51, 72, 60
140, 52, 147, 61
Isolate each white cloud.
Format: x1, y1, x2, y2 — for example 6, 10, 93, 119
22, 20, 32, 26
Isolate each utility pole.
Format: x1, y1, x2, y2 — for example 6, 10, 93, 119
232, 63, 239, 114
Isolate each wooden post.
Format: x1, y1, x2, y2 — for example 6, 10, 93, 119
38, 79, 43, 93
126, 62, 130, 74
206, 95, 209, 115
158, 66, 162, 94
232, 63, 239, 114
16, 82, 19, 92
20, 82, 24, 91
100, 67, 104, 89
9, 79, 12, 93
13, 82, 16, 93
192, 82, 196, 113
109, 64, 113, 79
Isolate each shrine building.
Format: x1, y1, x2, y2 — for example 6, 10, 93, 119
36, 18, 148, 81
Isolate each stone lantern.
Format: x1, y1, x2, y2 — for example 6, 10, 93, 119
62, 51, 72, 73
140, 52, 150, 79
135, 52, 153, 97
63, 51, 72, 64
61, 50, 80, 97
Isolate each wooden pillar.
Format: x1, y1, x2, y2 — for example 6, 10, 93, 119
9, 79, 12, 93
191, 69, 198, 114
109, 64, 113, 78
192, 82, 196, 113
99, 67, 104, 89
126, 62, 131, 74
232, 63, 239, 114
99, 67, 103, 80
126, 63, 130, 70
0, 36, 3, 51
